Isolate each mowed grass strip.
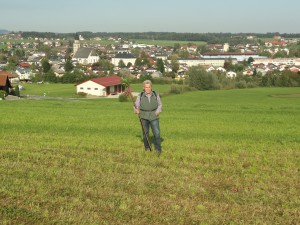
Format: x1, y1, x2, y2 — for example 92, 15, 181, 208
0, 87, 299, 224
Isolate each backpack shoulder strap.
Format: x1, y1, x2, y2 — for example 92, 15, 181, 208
140, 91, 157, 100
152, 91, 157, 98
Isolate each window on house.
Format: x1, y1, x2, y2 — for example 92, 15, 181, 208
80, 87, 83, 90
87, 88, 91, 90
95, 88, 98, 90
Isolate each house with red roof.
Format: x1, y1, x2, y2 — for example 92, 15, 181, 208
75, 75, 125, 97
0, 74, 12, 94
0, 71, 18, 83
19, 62, 31, 68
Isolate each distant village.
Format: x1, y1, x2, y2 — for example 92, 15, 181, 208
0, 32, 300, 97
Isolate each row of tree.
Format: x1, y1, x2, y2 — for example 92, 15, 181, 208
187, 66, 300, 90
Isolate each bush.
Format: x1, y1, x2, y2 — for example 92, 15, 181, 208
187, 66, 220, 90
235, 80, 247, 89
118, 93, 128, 102
246, 82, 257, 88
170, 84, 181, 94
0, 90, 6, 99
77, 92, 87, 97
10, 85, 20, 97
169, 84, 192, 94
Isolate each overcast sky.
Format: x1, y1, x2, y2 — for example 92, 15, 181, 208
1, 0, 299, 34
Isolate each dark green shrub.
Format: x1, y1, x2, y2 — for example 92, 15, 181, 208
0, 90, 6, 99
170, 84, 181, 94
77, 92, 87, 97
187, 66, 220, 90
246, 82, 257, 88
118, 93, 128, 102
236, 80, 247, 89
169, 84, 192, 94
10, 85, 20, 97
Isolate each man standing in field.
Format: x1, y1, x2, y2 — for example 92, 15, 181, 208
134, 80, 162, 155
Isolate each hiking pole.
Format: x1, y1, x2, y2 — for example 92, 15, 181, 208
126, 85, 152, 151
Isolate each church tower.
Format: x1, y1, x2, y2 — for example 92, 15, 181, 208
73, 33, 81, 55
223, 43, 229, 52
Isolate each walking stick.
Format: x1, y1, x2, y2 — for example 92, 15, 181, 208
125, 85, 152, 151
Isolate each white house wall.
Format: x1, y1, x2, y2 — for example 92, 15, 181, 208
77, 80, 106, 96
74, 56, 99, 65
111, 58, 136, 66
15, 70, 31, 80
254, 58, 300, 66
175, 59, 226, 67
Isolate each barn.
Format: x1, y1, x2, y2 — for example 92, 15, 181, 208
0, 74, 12, 94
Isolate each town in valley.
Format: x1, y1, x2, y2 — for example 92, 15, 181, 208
1, 31, 300, 98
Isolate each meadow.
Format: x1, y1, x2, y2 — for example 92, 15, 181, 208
19, 83, 170, 98
128, 39, 206, 47
0, 87, 299, 224
82, 39, 206, 47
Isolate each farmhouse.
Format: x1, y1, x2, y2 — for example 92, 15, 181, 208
75, 76, 125, 97
0, 74, 12, 94
0, 71, 18, 83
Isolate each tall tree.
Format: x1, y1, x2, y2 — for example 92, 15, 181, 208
156, 58, 165, 74
170, 55, 180, 73
43, 70, 57, 83
247, 57, 254, 65
118, 60, 126, 68
41, 58, 51, 73
173, 43, 181, 52
64, 57, 74, 72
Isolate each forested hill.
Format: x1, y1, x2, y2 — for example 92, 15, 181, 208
0, 29, 10, 34
17, 31, 300, 44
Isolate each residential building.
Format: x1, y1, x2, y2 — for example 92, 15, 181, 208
75, 75, 124, 97
202, 52, 267, 62
176, 58, 232, 67
0, 74, 12, 94
111, 52, 136, 67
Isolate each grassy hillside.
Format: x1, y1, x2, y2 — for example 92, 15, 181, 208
0, 87, 299, 224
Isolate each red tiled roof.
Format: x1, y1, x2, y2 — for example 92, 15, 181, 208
270, 41, 287, 46
0, 71, 16, 78
0, 75, 8, 86
76, 76, 122, 87
19, 62, 30, 68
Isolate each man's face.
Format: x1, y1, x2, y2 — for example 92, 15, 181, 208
143, 84, 152, 94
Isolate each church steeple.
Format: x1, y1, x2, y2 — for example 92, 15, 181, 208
73, 33, 81, 54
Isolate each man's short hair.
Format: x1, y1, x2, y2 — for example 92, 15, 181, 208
143, 80, 152, 86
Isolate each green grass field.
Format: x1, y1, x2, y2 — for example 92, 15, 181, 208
80, 38, 206, 47
0, 87, 299, 224
129, 39, 207, 47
